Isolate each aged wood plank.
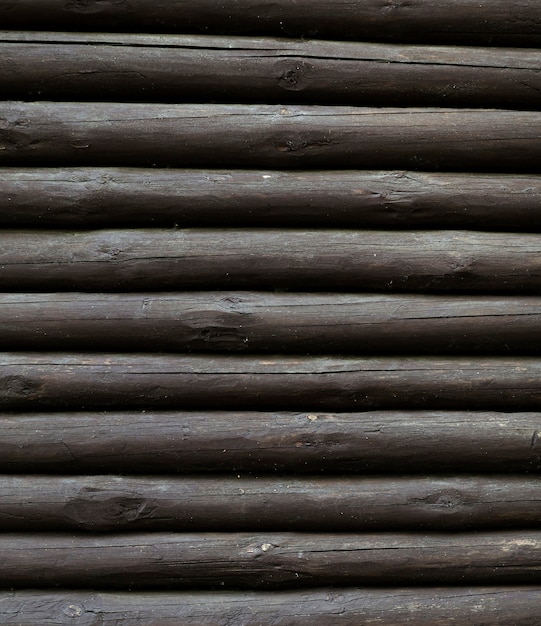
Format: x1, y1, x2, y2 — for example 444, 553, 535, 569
3, 354, 541, 411
2, 532, 541, 589
2, 103, 541, 172
3, 293, 541, 353
2, 411, 540, 474
3, 169, 541, 230
1, 475, 540, 532
2, 33, 541, 108
2, 229, 541, 293
0, 1, 540, 46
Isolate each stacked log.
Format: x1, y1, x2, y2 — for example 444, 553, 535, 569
1, 1, 541, 624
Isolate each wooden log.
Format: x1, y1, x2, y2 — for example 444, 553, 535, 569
2, 103, 541, 172
3, 354, 541, 412
2, 531, 541, 589
0, 1, 540, 47
3, 168, 541, 231
2, 588, 541, 626
1, 476, 540, 532
2, 411, 540, 474
3, 33, 541, 109
4, 293, 541, 354
2, 230, 541, 293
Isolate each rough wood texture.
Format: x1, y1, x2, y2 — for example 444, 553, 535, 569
4, 293, 541, 354
3, 354, 541, 412
3, 168, 541, 230
3, 230, 541, 293
3, 33, 541, 109
2, 532, 541, 589
2, 588, 541, 626
2, 411, 540, 474
1, 476, 540, 532
2, 103, 541, 172
0, 1, 539, 46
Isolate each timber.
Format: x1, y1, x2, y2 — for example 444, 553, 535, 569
3, 229, 541, 293
0, 1, 540, 46
2, 411, 540, 474
2, 103, 541, 172
3, 168, 541, 231
4, 354, 541, 411
2, 531, 541, 589
0, 475, 540, 532
4, 293, 541, 354
2, 588, 541, 625
2, 33, 541, 109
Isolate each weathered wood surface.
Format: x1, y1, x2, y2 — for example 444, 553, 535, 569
3, 33, 541, 109
3, 588, 541, 626
3, 230, 541, 293
1, 476, 540, 532
2, 532, 541, 589
2, 103, 541, 172
3, 354, 541, 412
2, 411, 540, 474
0, 1, 540, 46
4, 169, 541, 231
4, 293, 541, 354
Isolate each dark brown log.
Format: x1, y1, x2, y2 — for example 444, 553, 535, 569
2, 103, 541, 172
4, 168, 541, 231
3, 354, 541, 412
2, 229, 541, 293
0, 1, 540, 47
1, 476, 540, 532
2, 33, 541, 109
3, 588, 541, 625
4, 293, 541, 354
2, 411, 540, 474
2, 531, 541, 589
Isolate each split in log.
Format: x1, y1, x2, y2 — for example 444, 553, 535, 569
2, 531, 541, 589
2, 410, 540, 474
2, 33, 541, 109
4, 293, 541, 354
2, 588, 541, 625
3, 230, 541, 293
2, 103, 541, 172
3, 354, 541, 411
1, 475, 540, 532
3, 168, 541, 231
0, 1, 540, 47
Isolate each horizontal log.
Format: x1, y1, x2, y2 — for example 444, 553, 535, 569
4, 293, 541, 353
2, 531, 541, 589
2, 411, 540, 474
0, 1, 540, 46
3, 588, 541, 626
2, 103, 541, 172
4, 169, 541, 230
3, 354, 541, 411
1, 476, 540, 532
2, 230, 541, 293
2, 33, 541, 109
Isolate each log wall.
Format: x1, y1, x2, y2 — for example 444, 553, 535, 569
2, 2, 541, 624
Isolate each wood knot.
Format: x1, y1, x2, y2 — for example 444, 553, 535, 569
277, 60, 314, 91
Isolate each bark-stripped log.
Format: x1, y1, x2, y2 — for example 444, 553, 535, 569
4, 293, 541, 354
2, 103, 541, 172
2, 230, 541, 293
3, 169, 541, 231
3, 354, 541, 411
2, 532, 541, 589
0, 1, 540, 46
2, 588, 541, 626
2, 33, 541, 109
2, 411, 540, 474
1, 476, 540, 532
